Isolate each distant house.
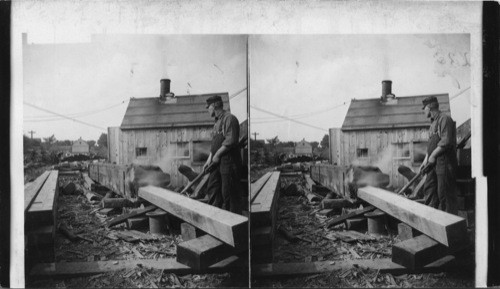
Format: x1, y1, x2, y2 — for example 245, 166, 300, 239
72, 137, 89, 155
330, 80, 452, 188
107, 79, 232, 187
295, 138, 313, 156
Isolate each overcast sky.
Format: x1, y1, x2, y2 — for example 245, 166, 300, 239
249, 34, 471, 143
23, 34, 247, 142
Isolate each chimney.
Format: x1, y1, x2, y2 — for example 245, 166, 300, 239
160, 79, 171, 98
381, 80, 395, 101
159, 79, 176, 104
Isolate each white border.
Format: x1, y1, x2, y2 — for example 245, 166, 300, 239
11, 1, 485, 287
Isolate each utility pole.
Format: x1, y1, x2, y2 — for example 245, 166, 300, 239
252, 132, 259, 141
28, 130, 35, 139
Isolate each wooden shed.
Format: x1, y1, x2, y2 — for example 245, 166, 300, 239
109, 92, 230, 187
330, 82, 452, 188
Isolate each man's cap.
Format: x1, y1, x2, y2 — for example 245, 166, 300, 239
422, 96, 438, 109
206, 95, 222, 108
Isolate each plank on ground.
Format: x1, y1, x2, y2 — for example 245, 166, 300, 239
357, 186, 467, 248
24, 171, 51, 212
176, 234, 237, 270
30, 256, 242, 279
139, 186, 248, 249
392, 234, 450, 269
252, 255, 463, 277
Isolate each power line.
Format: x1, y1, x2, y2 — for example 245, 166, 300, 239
24, 100, 127, 121
229, 87, 247, 99
450, 86, 471, 101
250, 105, 328, 132
23, 102, 107, 131
252, 102, 347, 122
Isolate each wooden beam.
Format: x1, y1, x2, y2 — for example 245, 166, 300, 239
321, 199, 351, 210
392, 235, 449, 270
101, 198, 134, 208
190, 174, 210, 199
24, 171, 50, 212
357, 186, 468, 248
250, 172, 272, 203
251, 171, 281, 228
27, 170, 59, 228
176, 235, 236, 270
324, 206, 375, 228
139, 186, 248, 249
105, 205, 157, 228
252, 255, 465, 278
29, 257, 243, 279
409, 175, 427, 199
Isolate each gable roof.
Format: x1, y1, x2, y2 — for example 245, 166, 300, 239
120, 92, 230, 130
341, 93, 450, 131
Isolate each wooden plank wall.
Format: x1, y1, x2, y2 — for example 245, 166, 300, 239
88, 163, 133, 198
339, 128, 429, 188
309, 164, 347, 198
119, 126, 212, 187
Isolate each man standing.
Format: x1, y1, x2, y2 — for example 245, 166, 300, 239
420, 96, 458, 215
203, 95, 243, 214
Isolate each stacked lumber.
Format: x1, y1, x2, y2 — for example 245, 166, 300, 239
358, 186, 469, 270
250, 171, 281, 264
138, 186, 248, 270
25, 170, 59, 262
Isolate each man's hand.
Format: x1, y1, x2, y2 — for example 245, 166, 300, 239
212, 154, 221, 165
427, 155, 436, 165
